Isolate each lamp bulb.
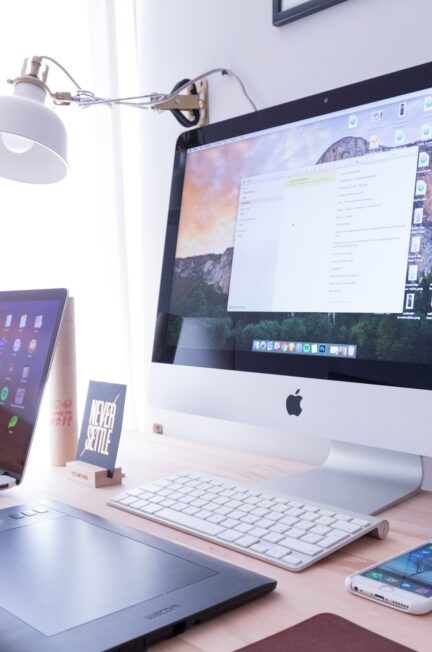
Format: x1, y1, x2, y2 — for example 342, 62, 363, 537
1, 132, 34, 154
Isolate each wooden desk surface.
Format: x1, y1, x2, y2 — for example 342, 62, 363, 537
5, 431, 432, 651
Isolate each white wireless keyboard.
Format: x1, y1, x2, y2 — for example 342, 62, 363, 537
107, 471, 389, 571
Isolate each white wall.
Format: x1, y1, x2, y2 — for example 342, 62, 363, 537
137, 0, 432, 488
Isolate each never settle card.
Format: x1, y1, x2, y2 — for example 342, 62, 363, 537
77, 381, 126, 473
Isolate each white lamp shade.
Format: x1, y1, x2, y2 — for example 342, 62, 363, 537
0, 83, 68, 183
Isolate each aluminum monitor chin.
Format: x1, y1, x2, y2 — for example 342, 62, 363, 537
150, 61, 432, 514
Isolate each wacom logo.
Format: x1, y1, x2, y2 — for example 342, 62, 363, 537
145, 604, 181, 620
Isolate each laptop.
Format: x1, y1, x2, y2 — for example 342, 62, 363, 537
0, 500, 277, 650
0, 288, 68, 487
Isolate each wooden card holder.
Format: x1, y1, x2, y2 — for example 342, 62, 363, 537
66, 460, 123, 488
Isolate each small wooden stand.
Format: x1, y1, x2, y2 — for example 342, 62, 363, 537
66, 460, 123, 488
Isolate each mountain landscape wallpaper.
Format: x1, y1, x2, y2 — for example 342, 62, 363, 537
166, 100, 432, 364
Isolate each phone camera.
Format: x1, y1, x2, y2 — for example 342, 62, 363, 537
353, 586, 358, 592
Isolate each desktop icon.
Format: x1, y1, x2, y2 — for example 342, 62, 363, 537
13, 338, 21, 353
295, 343, 303, 353
288, 342, 295, 352
424, 96, 432, 111
8, 415, 18, 429
370, 110, 383, 122
413, 207, 424, 224
418, 152, 430, 167
421, 124, 432, 140
303, 343, 311, 353
4, 314, 12, 328
398, 102, 406, 117
286, 389, 303, 417
319, 344, 326, 353
34, 315, 43, 329
1, 386, 9, 401
394, 129, 405, 145
416, 179, 427, 195
14, 388, 25, 405
28, 339, 37, 354
369, 135, 379, 149
280, 342, 288, 352
19, 314, 27, 328
348, 114, 358, 128
0, 337, 6, 351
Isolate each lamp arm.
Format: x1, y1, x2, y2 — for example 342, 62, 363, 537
7, 56, 257, 127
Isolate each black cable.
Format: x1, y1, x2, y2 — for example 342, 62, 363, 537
169, 78, 200, 127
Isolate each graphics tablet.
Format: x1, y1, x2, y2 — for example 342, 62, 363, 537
0, 500, 276, 651
0, 288, 67, 487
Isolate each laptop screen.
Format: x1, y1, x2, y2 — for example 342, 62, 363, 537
0, 289, 68, 481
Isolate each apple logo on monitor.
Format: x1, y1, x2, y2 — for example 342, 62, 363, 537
286, 389, 302, 416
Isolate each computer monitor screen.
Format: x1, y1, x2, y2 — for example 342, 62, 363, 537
150, 62, 432, 511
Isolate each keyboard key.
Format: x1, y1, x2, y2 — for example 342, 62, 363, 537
218, 529, 243, 543
319, 532, 349, 548
236, 535, 260, 548
194, 509, 212, 519
310, 524, 331, 536
139, 503, 164, 515
220, 518, 239, 529
155, 508, 224, 535
333, 520, 362, 533
301, 512, 320, 522
301, 533, 323, 544
262, 532, 284, 544
279, 515, 299, 526
336, 513, 352, 521
284, 527, 307, 539
282, 555, 303, 567
296, 520, 315, 531
315, 516, 335, 526
234, 522, 253, 533
249, 527, 268, 538
279, 536, 323, 556
267, 546, 287, 559
287, 508, 304, 517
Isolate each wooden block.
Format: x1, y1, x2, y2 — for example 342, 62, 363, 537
66, 460, 123, 487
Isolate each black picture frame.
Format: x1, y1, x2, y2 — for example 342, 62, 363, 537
272, 0, 347, 26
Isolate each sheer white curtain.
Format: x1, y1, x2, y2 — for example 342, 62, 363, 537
0, 0, 143, 469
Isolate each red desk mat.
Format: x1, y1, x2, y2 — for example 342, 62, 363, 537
236, 613, 414, 651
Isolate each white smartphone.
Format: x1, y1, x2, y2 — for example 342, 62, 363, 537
345, 540, 432, 614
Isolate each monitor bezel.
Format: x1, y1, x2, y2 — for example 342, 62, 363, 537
0, 287, 68, 483
153, 60, 432, 392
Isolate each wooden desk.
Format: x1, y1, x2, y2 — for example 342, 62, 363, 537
5, 431, 432, 651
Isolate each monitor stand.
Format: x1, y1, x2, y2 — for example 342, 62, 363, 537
255, 441, 424, 515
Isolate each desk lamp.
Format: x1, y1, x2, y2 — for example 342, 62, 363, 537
0, 55, 255, 184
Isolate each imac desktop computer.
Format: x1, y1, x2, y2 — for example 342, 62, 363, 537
150, 61, 432, 516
